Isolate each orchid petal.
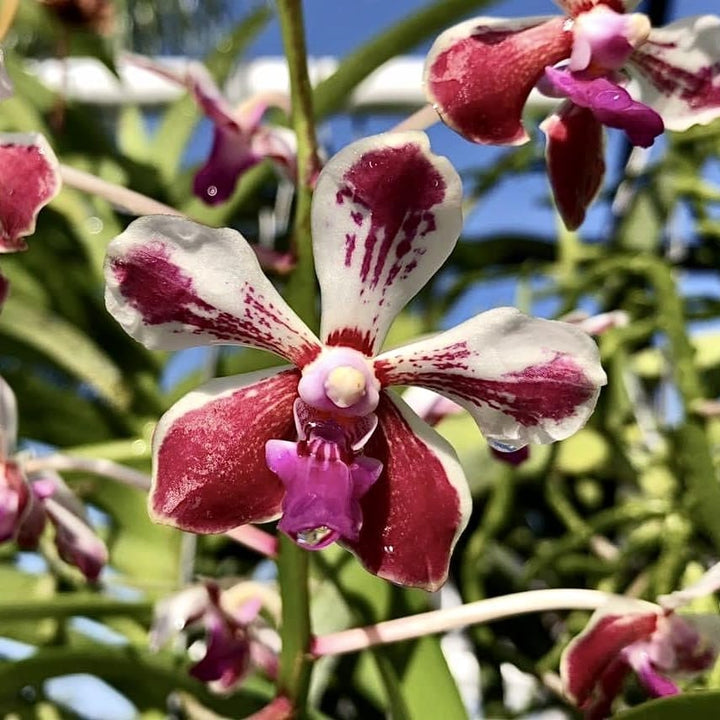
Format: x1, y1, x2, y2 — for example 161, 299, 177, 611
0, 461, 28, 542
344, 391, 471, 591
541, 103, 606, 230
424, 16, 572, 145
44, 497, 108, 582
374, 307, 606, 447
629, 16, 720, 132
553, 1, 640, 17
542, 68, 664, 147
658, 560, 720, 611
0, 133, 61, 252
312, 132, 462, 356
561, 604, 659, 706
624, 644, 679, 697
0, 375, 18, 458
104, 216, 322, 367
150, 585, 210, 650
150, 368, 298, 533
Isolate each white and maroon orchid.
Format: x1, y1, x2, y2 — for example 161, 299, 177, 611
104, 131, 606, 590
0, 132, 62, 252
150, 582, 278, 692
126, 54, 296, 206
424, 2, 720, 229
561, 562, 720, 719
0, 376, 108, 581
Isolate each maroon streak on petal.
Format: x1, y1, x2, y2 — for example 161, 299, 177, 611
0, 133, 61, 252
562, 611, 658, 706
104, 216, 322, 367
150, 368, 298, 533
313, 132, 462, 356
424, 16, 572, 145
541, 103, 606, 230
580, 655, 632, 720
375, 307, 606, 447
344, 392, 470, 591
629, 16, 720, 132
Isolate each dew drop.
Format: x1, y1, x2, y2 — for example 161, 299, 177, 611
487, 439, 522, 454
296, 526, 332, 547
207, 185, 218, 198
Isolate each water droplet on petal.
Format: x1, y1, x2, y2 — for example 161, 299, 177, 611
487, 439, 522, 454
207, 185, 218, 198
296, 526, 332, 547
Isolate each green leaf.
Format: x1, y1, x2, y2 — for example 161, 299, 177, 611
0, 299, 131, 411
614, 692, 720, 719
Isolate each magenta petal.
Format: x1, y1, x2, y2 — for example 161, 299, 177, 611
193, 126, 261, 205
0, 461, 29, 542
562, 611, 658, 706
344, 392, 471, 591
425, 16, 572, 145
150, 369, 299, 533
541, 103, 606, 230
623, 645, 679, 697
0, 133, 61, 252
543, 68, 664, 147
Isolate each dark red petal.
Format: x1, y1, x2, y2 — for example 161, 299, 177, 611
344, 392, 470, 591
150, 369, 299, 533
542, 103, 606, 230
0, 134, 61, 252
562, 611, 658, 706
425, 17, 572, 145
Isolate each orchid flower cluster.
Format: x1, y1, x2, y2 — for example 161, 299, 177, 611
104, 131, 606, 590
424, 0, 720, 229
0, 377, 108, 581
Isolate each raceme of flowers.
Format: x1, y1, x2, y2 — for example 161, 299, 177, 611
424, 0, 720, 229
0, 377, 108, 581
104, 131, 606, 590
562, 561, 720, 719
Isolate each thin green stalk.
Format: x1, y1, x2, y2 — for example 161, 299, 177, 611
0, 597, 152, 621
278, 0, 320, 331
275, 2, 318, 713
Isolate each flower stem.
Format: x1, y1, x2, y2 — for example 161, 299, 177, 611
277, 0, 320, 332
311, 589, 658, 658
60, 164, 182, 217
24, 453, 151, 491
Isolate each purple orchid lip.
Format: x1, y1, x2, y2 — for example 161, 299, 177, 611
542, 66, 664, 147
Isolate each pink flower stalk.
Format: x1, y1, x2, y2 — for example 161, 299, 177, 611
104, 131, 606, 590
0, 376, 108, 581
125, 54, 296, 206
561, 562, 720, 719
150, 582, 277, 692
424, 2, 720, 229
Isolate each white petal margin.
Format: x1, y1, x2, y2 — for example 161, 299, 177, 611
312, 131, 462, 356
374, 307, 607, 447
0, 375, 18, 458
658, 560, 720, 611
629, 15, 720, 132
104, 216, 322, 367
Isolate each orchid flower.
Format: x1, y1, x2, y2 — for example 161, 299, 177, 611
150, 582, 278, 691
126, 54, 296, 206
561, 562, 720, 719
0, 376, 108, 581
424, 2, 720, 229
104, 131, 606, 590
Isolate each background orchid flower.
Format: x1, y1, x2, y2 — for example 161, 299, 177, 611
424, 2, 720, 229
104, 131, 606, 590
126, 53, 297, 206
0, 375, 107, 581
561, 561, 720, 719
0, 49, 12, 100
150, 582, 278, 692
